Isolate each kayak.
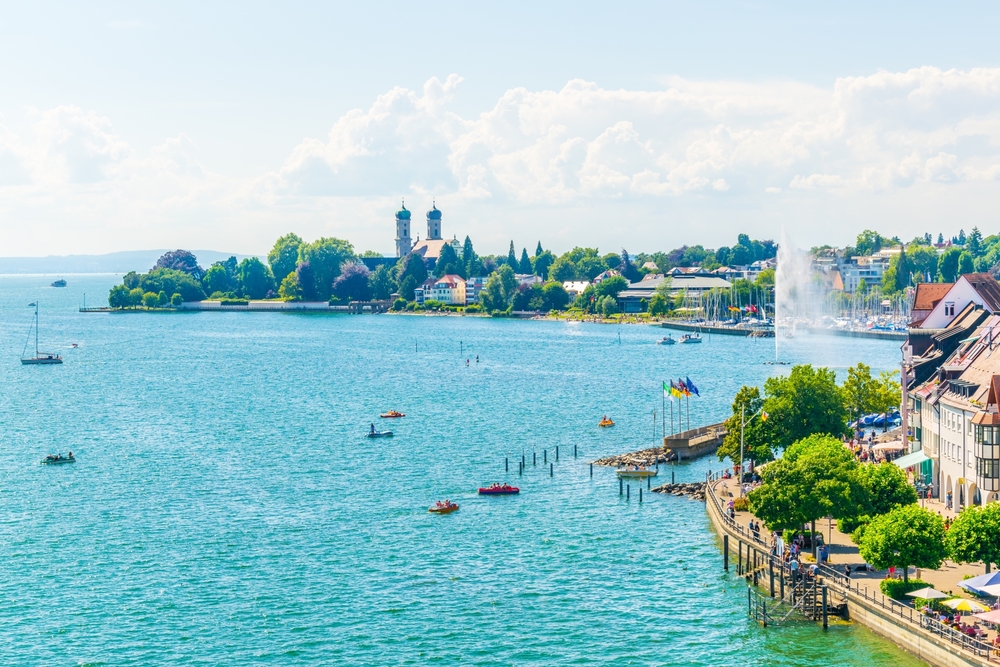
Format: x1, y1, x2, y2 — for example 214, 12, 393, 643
616, 467, 657, 478
41, 456, 75, 465
598, 419, 615, 428
380, 411, 405, 418
478, 486, 519, 495
428, 504, 459, 514
366, 431, 394, 438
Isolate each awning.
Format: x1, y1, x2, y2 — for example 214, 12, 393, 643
893, 450, 930, 469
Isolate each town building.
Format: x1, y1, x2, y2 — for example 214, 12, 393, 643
409, 203, 462, 269
562, 281, 589, 299
415, 275, 467, 306
395, 201, 412, 257
617, 274, 732, 313
464, 276, 486, 304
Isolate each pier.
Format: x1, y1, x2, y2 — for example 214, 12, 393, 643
660, 321, 774, 337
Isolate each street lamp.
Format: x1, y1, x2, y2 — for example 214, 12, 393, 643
739, 404, 767, 497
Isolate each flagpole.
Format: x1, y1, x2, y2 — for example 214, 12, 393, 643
661, 385, 665, 441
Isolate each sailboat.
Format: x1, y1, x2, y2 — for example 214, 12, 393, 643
21, 302, 63, 365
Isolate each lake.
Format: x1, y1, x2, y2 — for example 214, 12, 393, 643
0, 274, 925, 666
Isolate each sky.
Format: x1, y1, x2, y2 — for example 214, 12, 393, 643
2, 1, 1000, 257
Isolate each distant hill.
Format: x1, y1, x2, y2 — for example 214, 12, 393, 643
0, 250, 263, 274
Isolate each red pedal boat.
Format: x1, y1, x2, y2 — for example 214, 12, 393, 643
478, 483, 520, 495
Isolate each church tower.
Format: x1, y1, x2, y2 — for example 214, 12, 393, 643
395, 200, 412, 257
426, 201, 442, 240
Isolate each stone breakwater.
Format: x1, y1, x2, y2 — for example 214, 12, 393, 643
651, 482, 706, 501
592, 447, 676, 467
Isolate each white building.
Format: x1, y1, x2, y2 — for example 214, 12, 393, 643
416, 275, 467, 306
562, 281, 589, 298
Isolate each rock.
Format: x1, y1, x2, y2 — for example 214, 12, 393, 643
650, 482, 706, 500
593, 447, 676, 468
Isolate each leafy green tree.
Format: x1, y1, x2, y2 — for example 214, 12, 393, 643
947, 503, 1000, 573
202, 264, 233, 295
857, 278, 869, 294
237, 257, 275, 299
142, 292, 160, 308
857, 505, 947, 582
937, 246, 963, 282
907, 244, 940, 282
577, 255, 609, 281
763, 365, 848, 450
871, 370, 901, 430
128, 288, 144, 308
298, 237, 355, 300
397, 252, 428, 292
123, 271, 141, 289
332, 263, 371, 301
755, 268, 775, 289
435, 242, 461, 277
748, 434, 868, 556
842, 362, 877, 426
599, 295, 617, 316
480, 273, 507, 312
139, 268, 206, 301
594, 275, 629, 300
549, 255, 576, 281
518, 248, 532, 274
841, 463, 919, 533
533, 250, 555, 280
717, 385, 774, 465
296, 263, 317, 300
648, 292, 668, 316
462, 236, 483, 277
278, 272, 302, 301
958, 251, 975, 276
541, 281, 569, 310
496, 264, 518, 303
398, 275, 417, 301
268, 233, 303, 286
368, 264, 397, 300
157, 290, 168, 306
154, 250, 204, 279
170, 293, 183, 306
855, 230, 887, 256
108, 285, 130, 309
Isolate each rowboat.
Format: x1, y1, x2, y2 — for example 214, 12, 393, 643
41, 455, 75, 465
366, 430, 394, 438
478, 484, 519, 495
428, 502, 459, 514
380, 410, 405, 418
598, 419, 615, 428
616, 466, 657, 478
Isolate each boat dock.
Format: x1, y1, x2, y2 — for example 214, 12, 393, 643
804, 327, 907, 341
664, 422, 727, 460
660, 321, 774, 338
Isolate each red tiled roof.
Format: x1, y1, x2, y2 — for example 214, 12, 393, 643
963, 273, 1000, 312
912, 282, 953, 311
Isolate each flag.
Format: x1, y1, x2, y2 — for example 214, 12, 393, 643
662, 381, 670, 398
669, 380, 684, 398
685, 377, 700, 396
677, 378, 691, 397
28, 302, 36, 307
761, 411, 769, 421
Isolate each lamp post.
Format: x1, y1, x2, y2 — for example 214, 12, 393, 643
739, 404, 764, 497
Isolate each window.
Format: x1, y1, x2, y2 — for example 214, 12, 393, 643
978, 458, 1000, 479
945, 302, 955, 317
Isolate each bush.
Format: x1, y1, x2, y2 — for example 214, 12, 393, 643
733, 496, 749, 511
424, 299, 446, 311
142, 291, 160, 308
220, 299, 249, 306
170, 293, 183, 306
880, 578, 930, 600
391, 298, 407, 311
465, 304, 482, 313
405, 302, 416, 311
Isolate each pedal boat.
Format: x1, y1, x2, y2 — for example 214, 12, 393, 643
598, 419, 615, 428
428, 502, 459, 514
478, 485, 519, 495
616, 466, 657, 479
380, 411, 405, 418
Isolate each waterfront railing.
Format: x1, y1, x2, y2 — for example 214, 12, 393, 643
705, 470, 997, 662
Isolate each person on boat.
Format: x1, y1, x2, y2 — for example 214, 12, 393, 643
476, 355, 479, 363
67, 451, 73, 459
370, 423, 376, 434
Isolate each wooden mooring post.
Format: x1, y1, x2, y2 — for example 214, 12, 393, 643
723, 535, 729, 571
822, 586, 828, 630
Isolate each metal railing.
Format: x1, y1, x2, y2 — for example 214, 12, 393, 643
705, 470, 997, 662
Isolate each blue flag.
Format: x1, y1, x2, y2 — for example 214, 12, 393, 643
685, 376, 700, 396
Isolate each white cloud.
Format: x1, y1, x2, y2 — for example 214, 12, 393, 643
6, 67, 1000, 255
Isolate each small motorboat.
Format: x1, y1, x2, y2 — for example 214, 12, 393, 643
41, 453, 75, 465
380, 410, 405, 418
366, 430, 394, 438
658, 335, 676, 345
50, 279, 66, 288
616, 466, 657, 478
679, 333, 702, 344
428, 501, 459, 514
598, 418, 615, 428
478, 484, 520, 495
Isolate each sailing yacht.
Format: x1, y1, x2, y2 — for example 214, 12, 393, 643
21, 302, 63, 365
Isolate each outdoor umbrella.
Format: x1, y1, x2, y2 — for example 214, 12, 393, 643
905, 587, 950, 600
979, 583, 1000, 597
942, 598, 991, 612
973, 609, 1000, 624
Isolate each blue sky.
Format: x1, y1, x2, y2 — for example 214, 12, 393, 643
2, 1, 1000, 256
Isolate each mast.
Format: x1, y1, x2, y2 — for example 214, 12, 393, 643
35, 302, 39, 356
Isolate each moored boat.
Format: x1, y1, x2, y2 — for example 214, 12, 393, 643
21, 302, 62, 365
50, 279, 67, 287
679, 333, 702, 344
616, 466, 657, 478
478, 484, 519, 495
658, 335, 676, 345
380, 410, 405, 418
428, 501, 459, 514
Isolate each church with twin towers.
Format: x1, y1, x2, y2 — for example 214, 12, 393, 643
394, 200, 462, 265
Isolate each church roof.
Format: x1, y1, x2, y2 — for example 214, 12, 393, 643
427, 203, 442, 220
411, 239, 456, 260
396, 201, 411, 220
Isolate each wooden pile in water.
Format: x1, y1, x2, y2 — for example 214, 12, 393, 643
593, 447, 675, 468
651, 482, 706, 501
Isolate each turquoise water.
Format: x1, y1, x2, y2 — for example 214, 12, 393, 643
0, 275, 925, 666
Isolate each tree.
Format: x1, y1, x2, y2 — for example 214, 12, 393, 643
907, 245, 940, 283
958, 251, 975, 276
871, 370, 901, 430
763, 364, 848, 451
855, 230, 887, 256
108, 285, 130, 309
398, 275, 417, 302
958, 229, 967, 245
857, 505, 947, 582
268, 233, 303, 286
435, 242, 461, 277
968, 227, 984, 257
947, 503, 1000, 573
154, 250, 204, 279
541, 282, 569, 310
618, 248, 641, 283
549, 256, 576, 282
593, 275, 629, 300
332, 263, 371, 301
533, 250, 555, 280
298, 237, 356, 300
278, 272, 302, 301
138, 268, 205, 301
128, 288, 144, 308
857, 463, 918, 518
857, 278, 869, 294
577, 256, 609, 281
842, 362, 878, 426
648, 292, 668, 316
397, 252, 428, 293
937, 233, 945, 244
368, 264, 397, 300
535, 241, 543, 256
717, 385, 774, 465
170, 293, 183, 306
157, 290, 168, 306
142, 291, 160, 308
755, 268, 775, 289
599, 295, 617, 316
883, 250, 913, 293
236, 257, 275, 299
462, 236, 483, 277
748, 434, 868, 556
202, 264, 233, 296
937, 246, 963, 282
518, 248, 532, 274
506, 241, 518, 271
295, 263, 317, 301
480, 273, 507, 312
496, 264, 518, 303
